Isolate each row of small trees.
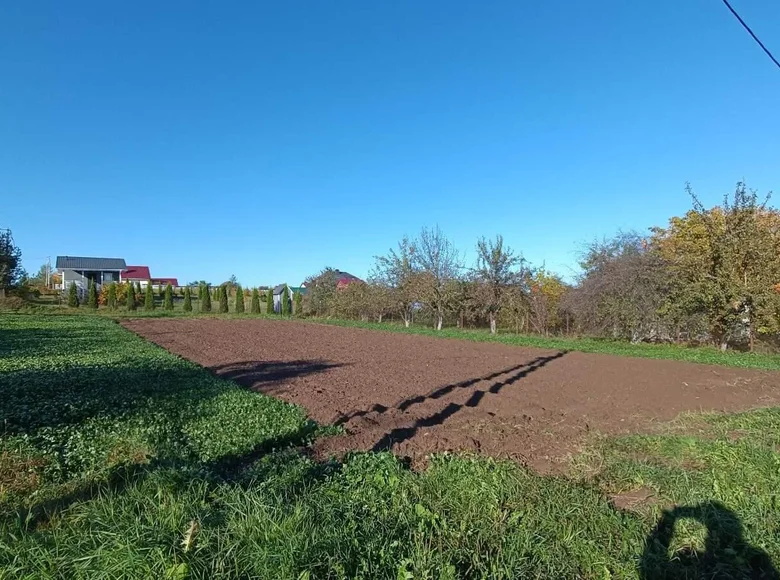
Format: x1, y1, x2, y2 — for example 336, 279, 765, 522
302, 182, 780, 351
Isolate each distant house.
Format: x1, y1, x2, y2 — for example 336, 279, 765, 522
272, 284, 290, 314
299, 270, 362, 292
151, 277, 179, 289
56, 256, 127, 292
121, 266, 152, 287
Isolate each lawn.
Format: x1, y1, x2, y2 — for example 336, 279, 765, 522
1, 314, 778, 579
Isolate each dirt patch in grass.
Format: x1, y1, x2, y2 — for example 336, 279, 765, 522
123, 318, 780, 471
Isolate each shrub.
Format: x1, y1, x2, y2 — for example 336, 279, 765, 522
126, 283, 136, 311
136, 282, 143, 297
235, 286, 245, 313
87, 280, 98, 309
202, 285, 212, 312
164, 284, 174, 310
266, 288, 275, 314
144, 282, 155, 311
281, 285, 291, 316
107, 283, 117, 310
219, 285, 229, 313
67, 283, 79, 307
251, 288, 261, 313
183, 287, 192, 312
294, 290, 303, 317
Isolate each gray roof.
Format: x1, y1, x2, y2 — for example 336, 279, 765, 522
272, 284, 288, 295
56, 256, 127, 270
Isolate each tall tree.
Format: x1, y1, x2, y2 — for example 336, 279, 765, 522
655, 183, 780, 350
370, 236, 420, 327
219, 285, 229, 313
414, 226, 463, 330
135, 281, 143, 298
183, 286, 193, 312
251, 287, 261, 313
302, 268, 341, 316
281, 285, 291, 316
127, 282, 136, 311
235, 285, 245, 313
0, 229, 23, 298
201, 284, 212, 312
528, 269, 567, 336
164, 283, 174, 310
67, 283, 79, 307
144, 282, 155, 311
472, 235, 524, 334
107, 282, 117, 310
266, 287, 275, 314
87, 279, 98, 309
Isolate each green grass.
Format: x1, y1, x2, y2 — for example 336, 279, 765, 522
1, 314, 779, 578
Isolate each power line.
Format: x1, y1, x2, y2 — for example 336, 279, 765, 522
721, 0, 780, 71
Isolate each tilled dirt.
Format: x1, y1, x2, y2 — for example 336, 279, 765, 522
123, 318, 780, 470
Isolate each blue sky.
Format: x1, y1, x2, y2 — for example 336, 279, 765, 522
2, 1, 778, 286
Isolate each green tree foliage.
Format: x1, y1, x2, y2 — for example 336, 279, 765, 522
126, 283, 136, 311
87, 279, 98, 309
219, 285, 229, 313
294, 290, 303, 317
136, 282, 143, 297
0, 229, 23, 297
67, 283, 79, 307
370, 239, 420, 327
266, 287, 274, 314
235, 285, 245, 313
107, 282, 117, 310
144, 282, 155, 311
183, 286, 192, 312
201, 284, 212, 312
164, 284, 174, 310
281, 285, 291, 316
303, 268, 341, 317
251, 287, 261, 313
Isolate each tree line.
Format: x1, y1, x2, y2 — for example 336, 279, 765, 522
302, 183, 780, 351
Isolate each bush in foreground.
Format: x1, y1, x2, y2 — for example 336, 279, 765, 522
87, 280, 98, 309
281, 285, 290, 316
266, 288, 274, 315
107, 283, 117, 310
219, 285, 229, 313
183, 287, 192, 312
201, 285, 212, 312
144, 282, 155, 311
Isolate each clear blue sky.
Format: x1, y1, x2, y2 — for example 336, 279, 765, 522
2, 1, 778, 286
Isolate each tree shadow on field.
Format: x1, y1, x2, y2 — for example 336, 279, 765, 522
368, 351, 567, 452
209, 359, 349, 393
640, 502, 779, 579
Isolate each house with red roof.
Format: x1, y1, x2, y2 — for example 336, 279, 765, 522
121, 266, 179, 289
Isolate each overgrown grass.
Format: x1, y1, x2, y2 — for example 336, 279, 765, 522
1, 314, 778, 578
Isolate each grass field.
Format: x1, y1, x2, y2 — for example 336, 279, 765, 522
1, 314, 779, 578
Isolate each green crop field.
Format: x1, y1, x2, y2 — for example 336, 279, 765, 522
1, 314, 778, 579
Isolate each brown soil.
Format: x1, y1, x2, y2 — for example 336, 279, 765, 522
123, 319, 780, 470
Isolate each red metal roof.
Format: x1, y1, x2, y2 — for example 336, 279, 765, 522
152, 278, 179, 286
122, 266, 151, 280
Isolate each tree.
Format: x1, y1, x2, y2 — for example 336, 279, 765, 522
566, 231, 671, 342
370, 237, 420, 327
67, 283, 79, 307
219, 285, 229, 313
251, 288, 261, 313
414, 226, 463, 330
107, 282, 117, 310
183, 286, 192, 312
293, 290, 303, 317
472, 235, 524, 334
654, 183, 780, 350
281, 285, 291, 316
266, 287, 275, 314
302, 268, 341, 316
0, 229, 23, 298
235, 285, 245, 313
87, 279, 98, 309
136, 282, 143, 298
144, 282, 155, 311
127, 283, 136, 311
201, 284, 212, 312
528, 269, 567, 336
164, 283, 174, 310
